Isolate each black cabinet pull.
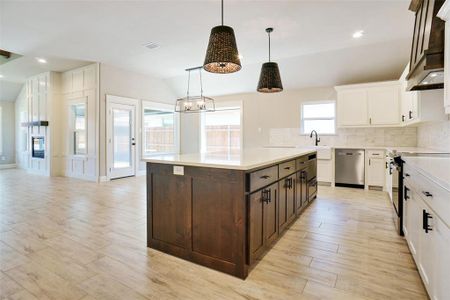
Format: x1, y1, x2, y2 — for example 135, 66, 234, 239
284, 166, 290, 170
268, 189, 271, 203
385, 162, 388, 169
422, 191, 433, 197
422, 210, 433, 233
405, 173, 410, 177
409, 110, 413, 119
404, 186, 409, 201
402, 115, 405, 122
260, 175, 270, 179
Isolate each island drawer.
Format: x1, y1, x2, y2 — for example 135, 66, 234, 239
296, 156, 308, 169
249, 166, 278, 192
279, 160, 296, 178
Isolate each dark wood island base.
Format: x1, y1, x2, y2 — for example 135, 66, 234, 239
146, 152, 317, 279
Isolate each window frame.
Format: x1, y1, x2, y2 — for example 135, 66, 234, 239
141, 100, 180, 157
199, 100, 243, 154
300, 100, 337, 136
67, 98, 88, 157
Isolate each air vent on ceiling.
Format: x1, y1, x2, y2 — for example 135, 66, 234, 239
143, 42, 160, 50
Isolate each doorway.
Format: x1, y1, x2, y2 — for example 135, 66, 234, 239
106, 95, 138, 179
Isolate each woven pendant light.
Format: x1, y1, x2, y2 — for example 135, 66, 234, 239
203, 0, 241, 74
257, 28, 283, 93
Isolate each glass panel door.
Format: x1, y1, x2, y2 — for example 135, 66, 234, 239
108, 101, 136, 179
113, 109, 131, 168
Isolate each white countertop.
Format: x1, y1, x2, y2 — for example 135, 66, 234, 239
266, 145, 448, 154
142, 148, 316, 171
403, 156, 450, 192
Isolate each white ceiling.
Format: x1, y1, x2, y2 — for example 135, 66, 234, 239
0, 0, 414, 97
0, 55, 90, 101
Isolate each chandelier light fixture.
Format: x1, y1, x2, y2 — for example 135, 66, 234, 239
203, 0, 241, 74
175, 67, 215, 113
257, 28, 283, 93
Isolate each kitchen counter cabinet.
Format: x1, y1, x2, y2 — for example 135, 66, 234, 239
146, 150, 317, 279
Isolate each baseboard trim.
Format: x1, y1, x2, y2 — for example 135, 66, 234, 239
0, 164, 17, 170
99, 176, 109, 182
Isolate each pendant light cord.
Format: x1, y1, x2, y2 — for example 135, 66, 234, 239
268, 31, 271, 62
199, 68, 203, 97
221, 0, 224, 25
186, 70, 191, 98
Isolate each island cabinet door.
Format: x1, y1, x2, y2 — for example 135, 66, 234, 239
295, 170, 308, 215
249, 190, 265, 263
248, 182, 279, 264
279, 175, 296, 232
278, 179, 288, 232
149, 172, 191, 250
286, 175, 296, 224
264, 183, 279, 246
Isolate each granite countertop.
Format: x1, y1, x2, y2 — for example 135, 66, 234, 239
402, 156, 450, 192
142, 148, 316, 171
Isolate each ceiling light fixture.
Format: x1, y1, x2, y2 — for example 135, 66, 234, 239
175, 66, 215, 113
257, 28, 283, 93
0, 74, 3, 79
203, 0, 241, 74
36, 57, 47, 64
352, 30, 364, 39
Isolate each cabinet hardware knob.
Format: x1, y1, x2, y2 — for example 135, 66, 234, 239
405, 173, 410, 177
284, 167, 290, 170
422, 191, 433, 197
260, 175, 270, 179
402, 115, 405, 122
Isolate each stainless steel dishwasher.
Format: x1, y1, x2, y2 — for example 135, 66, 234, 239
335, 149, 365, 188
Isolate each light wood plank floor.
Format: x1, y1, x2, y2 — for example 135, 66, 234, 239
0, 169, 427, 300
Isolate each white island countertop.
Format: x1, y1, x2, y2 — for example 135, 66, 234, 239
142, 148, 316, 171
403, 156, 450, 192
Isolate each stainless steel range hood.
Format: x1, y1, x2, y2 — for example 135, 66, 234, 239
406, 0, 445, 91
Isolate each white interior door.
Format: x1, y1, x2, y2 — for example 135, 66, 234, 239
107, 97, 137, 179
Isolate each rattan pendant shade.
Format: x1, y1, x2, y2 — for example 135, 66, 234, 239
257, 28, 283, 93
203, 0, 241, 74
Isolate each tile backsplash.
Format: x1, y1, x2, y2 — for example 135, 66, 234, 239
269, 127, 417, 148
417, 120, 450, 151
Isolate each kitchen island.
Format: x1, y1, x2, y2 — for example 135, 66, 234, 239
144, 148, 317, 279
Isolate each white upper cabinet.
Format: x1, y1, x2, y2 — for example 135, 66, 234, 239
336, 81, 401, 128
336, 89, 368, 126
438, 1, 450, 114
367, 86, 400, 125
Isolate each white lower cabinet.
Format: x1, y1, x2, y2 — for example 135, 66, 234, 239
367, 157, 384, 187
403, 163, 450, 300
317, 159, 332, 183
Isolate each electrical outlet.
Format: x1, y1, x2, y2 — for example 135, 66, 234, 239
173, 165, 184, 176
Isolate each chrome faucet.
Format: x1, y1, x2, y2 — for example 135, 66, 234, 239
310, 130, 320, 146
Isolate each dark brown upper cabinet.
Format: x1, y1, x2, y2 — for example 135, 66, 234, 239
407, 0, 445, 91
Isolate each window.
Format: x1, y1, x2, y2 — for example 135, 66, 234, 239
301, 101, 336, 134
142, 102, 178, 156
72, 104, 87, 155
201, 104, 242, 155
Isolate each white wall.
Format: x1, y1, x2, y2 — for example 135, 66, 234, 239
0, 101, 16, 165
15, 86, 27, 169
180, 87, 336, 152
99, 63, 177, 177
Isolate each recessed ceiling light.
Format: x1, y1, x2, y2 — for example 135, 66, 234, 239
142, 42, 160, 50
0, 74, 3, 79
36, 57, 47, 64
352, 30, 364, 39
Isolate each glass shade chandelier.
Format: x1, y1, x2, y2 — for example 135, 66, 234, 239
203, 0, 241, 74
257, 28, 283, 93
175, 67, 215, 113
